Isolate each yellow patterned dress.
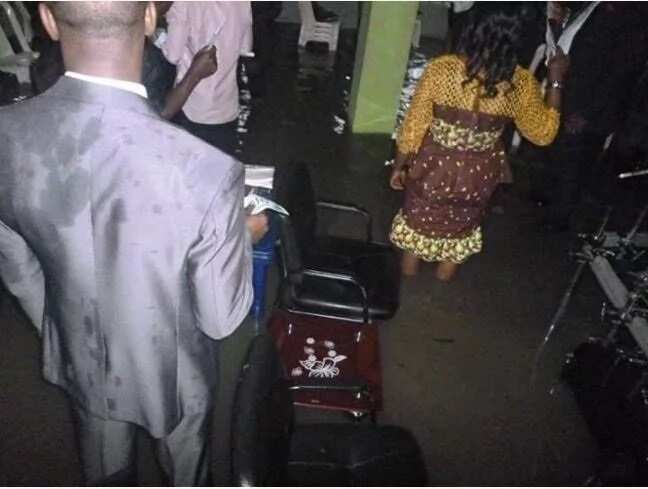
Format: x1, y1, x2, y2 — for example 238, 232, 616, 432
390, 54, 560, 263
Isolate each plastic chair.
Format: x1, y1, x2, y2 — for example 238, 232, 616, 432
0, 1, 36, 85
230, 334, 428, 486
10, 1, 32, 45
272, 161, 400, 324
0, 25, 31, 84
0, 2, 30, 52
297, 1, 340, 52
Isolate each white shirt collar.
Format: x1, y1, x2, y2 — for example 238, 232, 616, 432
64, 71, 148, 99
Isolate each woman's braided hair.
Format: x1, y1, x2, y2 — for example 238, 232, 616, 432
455, 3, 526, 98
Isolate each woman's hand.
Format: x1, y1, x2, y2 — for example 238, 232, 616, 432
389, 167, 407, 191
391, 151, 414, 190
547, 46, 569, 82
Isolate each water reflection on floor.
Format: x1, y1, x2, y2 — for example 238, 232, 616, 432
235, 23, 600, 486
0, 22, 606, 486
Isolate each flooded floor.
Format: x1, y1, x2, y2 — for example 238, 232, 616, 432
0, 23, 628, 485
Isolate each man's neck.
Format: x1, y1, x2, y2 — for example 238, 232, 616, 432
61, 40, 143, 84
64, 63, 141, 83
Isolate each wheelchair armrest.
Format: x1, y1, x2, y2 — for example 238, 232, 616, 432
315, 201, 372, 242
288, 382, 369, 393
0, 51, 38, 67
302, 268, 370, 323
289, 382, 373, 401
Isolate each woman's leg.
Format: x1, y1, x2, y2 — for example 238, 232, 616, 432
401, 251, 420, 276
435, 261, 459, 281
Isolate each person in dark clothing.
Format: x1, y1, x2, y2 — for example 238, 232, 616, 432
614, 60, 648, 173
516, 2, 547, 67
246, 1, 282, 98
141, 38, 177, 112
592, 56, 648, 209
446, 2, 474, 52
526, 2, 648, 231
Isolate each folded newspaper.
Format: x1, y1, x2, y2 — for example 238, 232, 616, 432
243, 165, 289, 216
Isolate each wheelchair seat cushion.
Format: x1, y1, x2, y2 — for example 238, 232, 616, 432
281, 241, 399, 322
285, 424, 427, 486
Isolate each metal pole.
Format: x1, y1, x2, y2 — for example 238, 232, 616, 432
624, 203, 648, 243
530, 207, 613, 383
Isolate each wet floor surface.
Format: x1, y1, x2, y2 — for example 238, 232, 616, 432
0, 24, 628, 485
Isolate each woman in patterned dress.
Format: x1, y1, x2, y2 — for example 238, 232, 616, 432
390, 4, 569, 280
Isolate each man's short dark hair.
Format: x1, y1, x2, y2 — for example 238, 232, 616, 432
48, 1, 147, 39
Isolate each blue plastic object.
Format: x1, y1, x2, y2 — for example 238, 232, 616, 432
251, 212, 278, 322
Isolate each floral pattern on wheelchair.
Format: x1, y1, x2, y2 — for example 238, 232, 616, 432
292, 337, 347, 378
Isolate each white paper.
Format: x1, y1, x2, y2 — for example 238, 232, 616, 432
244, 164, 275, 190
244, 194, 289, 216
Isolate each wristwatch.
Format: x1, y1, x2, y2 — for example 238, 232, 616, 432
549, 80, 564, 90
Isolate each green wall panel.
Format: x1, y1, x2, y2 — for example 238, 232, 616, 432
349, 1, 419, 134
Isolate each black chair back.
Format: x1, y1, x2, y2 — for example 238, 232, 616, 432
230, 335, 294, 486
274, 214, 303, 284
273, 161, 317, 280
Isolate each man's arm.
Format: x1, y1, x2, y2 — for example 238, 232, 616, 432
160, 45, 218, 120
160, 2, 189, 65
241, 2, 254, 54
0, 220, 45, 334
186, 165, 253, 340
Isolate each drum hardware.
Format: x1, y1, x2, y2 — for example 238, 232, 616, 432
630, 308, 648, 319
619, 292, 643, 323
618, 166, 648, 179
625, 371, 648, 403
585, 205, 648, 266
615, 205, 648, 262
612, 347, 648, 367
558, 201, 648, 483
534, 203, 648, 384
531, 208, 614, 383
629, 270, 648, 286
624, 204, 648, 242
601, 302, 622, 323
601, 302, 627, 344
579, 207, 648, 354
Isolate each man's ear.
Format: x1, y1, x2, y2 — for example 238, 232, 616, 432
144, 1, 157, 37
39, 2, 60, 41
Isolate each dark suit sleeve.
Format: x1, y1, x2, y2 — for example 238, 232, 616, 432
186, 164, 253, 340
0, 219, 45, 334
561, 5, 644, 134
